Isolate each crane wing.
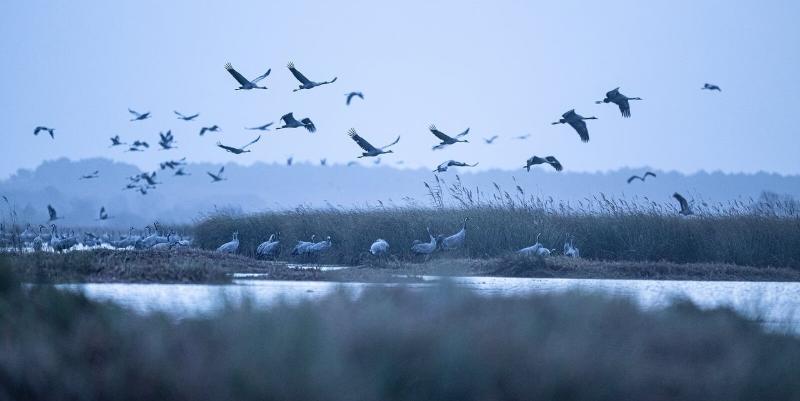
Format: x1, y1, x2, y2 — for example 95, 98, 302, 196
381, 135, 400, 150
616, 98, 631, 118
287, 62, 312, 85
627, 175, 641, 184
128, 109, 142, 118
348, 129, 378, 152
225, 63, 251, 86
216, 142, 239, 153
251, 68, 271, 83
545, 156, 563, 171
281, 113, 299, 125
456, 128, 470, 138
644, 172, 657, 178
568, 120, 590, 142
429, 125, 454, 141
241, 135, 261, 149
47, 205, 56, 220
673, 193, 689, 211
300, 118, 316, 133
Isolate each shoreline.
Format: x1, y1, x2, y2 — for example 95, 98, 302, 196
4, 249, 799, 284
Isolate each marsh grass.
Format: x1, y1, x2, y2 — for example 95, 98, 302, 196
0, 262, 798, 400
195, 200, 800, 268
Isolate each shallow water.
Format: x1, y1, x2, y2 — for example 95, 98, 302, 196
55, 276, 800, 333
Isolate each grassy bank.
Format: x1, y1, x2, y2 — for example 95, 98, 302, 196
6, 249, 800, 283
0, 265, 798, 400
5, 249, 423, 284
195, 207, 800, 268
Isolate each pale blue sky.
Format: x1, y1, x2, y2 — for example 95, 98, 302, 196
2, 0, 799, 178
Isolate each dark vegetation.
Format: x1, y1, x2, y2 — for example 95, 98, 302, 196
0, 261, 798, 400
195, 205, 800, 269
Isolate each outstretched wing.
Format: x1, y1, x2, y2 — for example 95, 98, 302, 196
287, 62, 312, 85
568, 120, 590, 142
348, 129, 378, 152
429, 125, 454, 142
218, 166, 225, 175
251, 68, 271, 83
644, 171, 656, 179
545, 156, 563, 171
241, 135, 261, 149
381, 135, 400, 150
606, 87, 620, 99
456, 128, 470, 138
627, 175, 641, 184
207, 172, 220, 181
47, 205, 56, 220
281, 113, 299, 125
174, 110, 186, 119
617, 98, 631, 118
673, 193, 689, 211
225, 63, 251, 86
128, 108, 142, 118
301, 118, 316, 133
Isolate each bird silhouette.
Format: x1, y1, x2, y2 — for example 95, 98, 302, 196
552, 109, 597, 142
288, 62, 337, 91
345, 92, 364, 105
34, 126, 55, 139
275, 113, 316, 132
702, 83, 721, 91
429, 125, 470, 150
524, 156, 563, 172
207, 166, 226, 182
199, 125, 221, 136
246, 122, 274, 131
596, 87, 642, 118
434, 160, 478, 173
217, 136, 261, 154
627, 171, 656, 183
673, 193, 693, 215
347, 128, 400, 158
128, 109, 151, 121
483, 135, 499, 144
225, 63, 270, 90
174, 111, 199, 121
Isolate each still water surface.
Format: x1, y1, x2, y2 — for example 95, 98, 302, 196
56, 276, 800, 333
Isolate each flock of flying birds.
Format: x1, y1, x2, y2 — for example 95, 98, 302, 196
31, 60, 723, 219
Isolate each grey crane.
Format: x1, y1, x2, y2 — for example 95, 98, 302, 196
217, 136, 260, 154
524, 156, 563, 172
246, 122, 274, 131
306, 236, 332, 255
673, 193, 694, 215
199, 125, 221, 136
98, 207, 109, 220
434, 160, 478, 173
702, 83, 721, 91
174, 111, 199, 121
347, 128, 400, 158
216, 231, 239, 253
47, 204, 61, 222
429, 125, 470, 150
563, 236, 580, 258
286, 156, 293, 166
174, 168, 190, 176
109, 135, 125, 147
159, 157, 187, 170
34, 126, 55, 139
128, 109, 151, 121
80, 170, 100, 180
158, 130, 177, 150
287, 62, 337, 92
225, 63, 270, 90
207, 166, 226, 182
256, 233, 280, 259
596, 87, 642, 118
627, 171, 656, 183
291, 235, 316, 256
483, 135, 499, 144
275, 113, 316, 132
441, 217, 469, 250
411, 228, 439, 256
345, 92, 364, 105
518, 233, 551, 256
552, 109, 597, 142
370, 238, 389, 256
320, 158, 327, 166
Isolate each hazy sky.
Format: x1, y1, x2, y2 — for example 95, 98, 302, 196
2, 0, 799, 178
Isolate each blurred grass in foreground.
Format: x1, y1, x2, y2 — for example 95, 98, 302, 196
0, 259, 798, 400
